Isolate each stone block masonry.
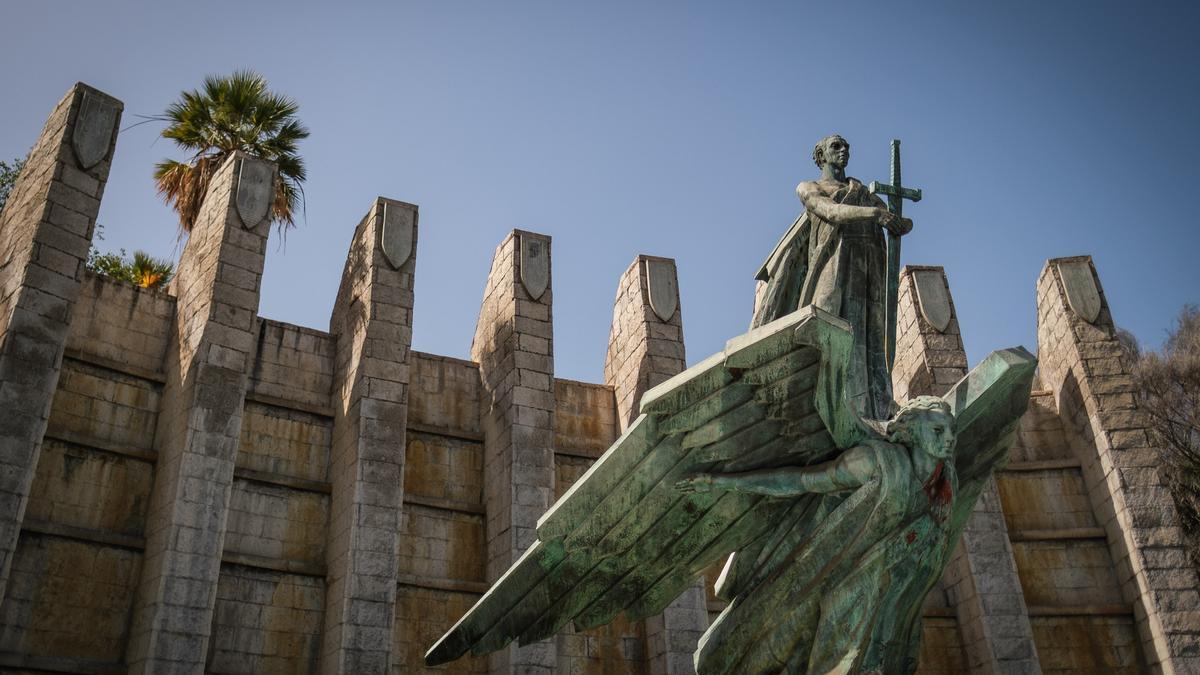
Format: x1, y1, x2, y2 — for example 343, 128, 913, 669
321, 197, 418, 674
127, 152, 277, 674
1, 82, 1196, 675
893, 265, 1041, 675
0, 83, 121, 605
1035, 256, 1200, 674
471, 229, 558, 674
604, 255, 708, 675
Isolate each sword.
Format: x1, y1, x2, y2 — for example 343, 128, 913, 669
869, 140, 923, 372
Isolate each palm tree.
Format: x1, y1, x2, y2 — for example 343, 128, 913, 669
153, 70, 309, 234
129, 251, 174, 289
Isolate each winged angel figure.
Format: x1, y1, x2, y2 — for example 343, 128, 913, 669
427, 305, 1034, 673
427, 136, 1035, 673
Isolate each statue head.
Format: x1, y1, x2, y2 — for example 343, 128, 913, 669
886, 396, 956, 459
812, 134, 850, 170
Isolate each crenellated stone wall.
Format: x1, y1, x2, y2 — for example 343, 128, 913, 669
0, 82, 1196, 675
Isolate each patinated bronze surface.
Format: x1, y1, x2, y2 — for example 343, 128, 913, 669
426, 137, 1034, 674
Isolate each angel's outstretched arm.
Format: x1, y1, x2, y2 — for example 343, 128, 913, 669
676, 446, 878, 497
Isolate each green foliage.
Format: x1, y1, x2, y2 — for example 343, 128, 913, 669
1130, 306, 1200, 568
0, 156, 27, 214
85, 240, 175, 290
153, 70, 309, 235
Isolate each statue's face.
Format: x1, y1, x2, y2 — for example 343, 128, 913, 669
823, 137, 850, 169
911, 411, 956, 459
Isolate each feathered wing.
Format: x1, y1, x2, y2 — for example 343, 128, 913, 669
693, 346, 1038, 673
425, 306, 871, 666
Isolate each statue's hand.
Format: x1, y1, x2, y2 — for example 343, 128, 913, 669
877, 209, 912, 236
674, 474, 714, 494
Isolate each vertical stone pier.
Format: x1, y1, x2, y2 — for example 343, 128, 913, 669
605, 255, 687, 431
893, 265, 1040, 674
321, 198, 418, 674
127, 153, 276, 673
471, 230, 557, 674
1036, 256, 1200, 673
604, 255, 707, 673
0, 83, 121, 602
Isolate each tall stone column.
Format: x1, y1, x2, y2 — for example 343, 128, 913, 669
892, 265, 1040, 674
604, 255, 707, 674
127, 153, 276, 673
471, 230, 557, 674
321, 198, 418, 674
1036, 256, 1200, 673
0, 83, 121, 603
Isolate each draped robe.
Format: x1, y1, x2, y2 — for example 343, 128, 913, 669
752, 177, 894, 420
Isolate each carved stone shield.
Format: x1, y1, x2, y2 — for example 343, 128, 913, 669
646, 259, 678, 322
1058, 260, 1101, 324
71, 92, 118, 170
236, 158, 273, 230
913, 269, 952, 333
380, 202, 415, 269
519, 234, 549, 301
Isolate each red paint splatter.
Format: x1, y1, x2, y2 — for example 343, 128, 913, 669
905, 531, 917, 544
923, 460, 954, 513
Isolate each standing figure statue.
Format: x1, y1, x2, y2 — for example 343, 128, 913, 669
753, 134, 912, 420
425, 135, 1035, 675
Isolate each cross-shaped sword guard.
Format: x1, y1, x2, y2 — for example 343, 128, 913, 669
868, 181, 922, 206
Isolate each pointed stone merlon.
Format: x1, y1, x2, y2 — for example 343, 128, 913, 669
1035, 256, 1200, 673
127, 152, 276, 674
604, 255, 686, 432
320, 198, 418, 675
602, 255, 704, 674
894, 265, 1041, 674
0, 83, 121, 603
892, 265, 967, 401
470, 230, 556, 673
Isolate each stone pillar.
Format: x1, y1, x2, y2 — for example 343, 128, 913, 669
471, 230, 557, 674
320, 198, 417, 674
603, 255, 707, 674
604, 255, 687, 431
127, 153, 275, 673
0, 83, 120, 603
893, 266, 1040, 674
1036, 256, 1200, 673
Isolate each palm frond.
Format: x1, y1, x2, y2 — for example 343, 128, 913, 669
156, 70, 309, 236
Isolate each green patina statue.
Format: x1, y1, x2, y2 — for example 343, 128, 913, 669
675, 396, 959, 673
753, 134, 914, 421
425, 138, 1033, 674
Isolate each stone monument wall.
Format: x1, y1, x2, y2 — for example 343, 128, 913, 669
0, 83, 1196, 675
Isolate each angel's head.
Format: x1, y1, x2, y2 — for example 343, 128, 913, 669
887, 396, 956, 459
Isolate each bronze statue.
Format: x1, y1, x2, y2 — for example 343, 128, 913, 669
425, 137, 1033, 675
753, 134, 912, 421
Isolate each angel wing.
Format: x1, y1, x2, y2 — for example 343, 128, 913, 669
424, 301, 1038, 667
425, 305, 868, 665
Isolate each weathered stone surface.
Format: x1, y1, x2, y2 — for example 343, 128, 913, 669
127, 152, 274, 674
235, 157, 274, 230
470, 229, 557, 673
1056, 259, 1101, 325
0, 83, 121, 607
321, 197, 418, 674
1035, 255, 1200, 673
602, 254, 704, 674
381, 200, 416, 270
893, 264, 1041, 675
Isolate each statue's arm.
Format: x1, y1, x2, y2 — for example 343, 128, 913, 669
796, 181, 882, 226
677, 446, 878, 497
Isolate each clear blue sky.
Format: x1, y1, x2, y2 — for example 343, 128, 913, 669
3, 1, 1198, 382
